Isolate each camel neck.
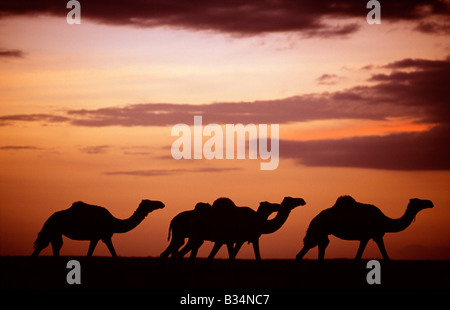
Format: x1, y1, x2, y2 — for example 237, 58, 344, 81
112, 209, 147, 233
260, 207, 290, 235
384, 207, 417, 233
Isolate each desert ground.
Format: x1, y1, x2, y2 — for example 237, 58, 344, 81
1, 257, 448, 291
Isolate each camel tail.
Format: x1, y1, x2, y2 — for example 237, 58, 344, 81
33, 214, 56, 251
32, 230, 50, 257
167, 222, 172, 241
33, 232, 43, 249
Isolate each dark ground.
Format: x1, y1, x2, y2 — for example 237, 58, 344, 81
1, 257, 448, 291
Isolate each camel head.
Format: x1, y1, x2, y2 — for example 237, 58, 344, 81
257, 201, 280, 218
281, 197, 306, 211
407, 198, 434, 214
137, 199, 165, 216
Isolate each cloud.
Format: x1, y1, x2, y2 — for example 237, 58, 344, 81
104, 167, 241, 177
0, 113, 70, 126
79, 145, 111, 154
280, 124, 450, 170
368, 57, 450, 123
1, 1, 449, 37
0, 145, 41, 150
414, 20, 450, 35
0, 49, 25, 58
415, 21, 450, 35
64, 96, 393, 127
104, 169, 181, 177
316, 74, 341, 85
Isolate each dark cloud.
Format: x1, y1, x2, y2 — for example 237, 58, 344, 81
383, 57, 450, 70
0, 145, 40, 150
360, 64, 374, 71
280, 124, 450, 170
104, 169, 181, 177
104, 167, 241, 177
65, 96, 393, 127
368, 57, 450, 123
414, 20, 450, 35
0, 49, 25, 58
79, 145, 111, 154
0, 114, 70, 126
1, 0, 449, 36
316, 74, 340, 85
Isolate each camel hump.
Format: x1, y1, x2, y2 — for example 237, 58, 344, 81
194, 202, 212, 211
70, 201, 90, 208
332, 195, 356, 208
69, 201, 103, 210
212, 197, 237, 210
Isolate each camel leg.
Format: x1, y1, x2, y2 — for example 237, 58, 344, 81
160, 237, 184, 260
87, 239, 99, 257
189, 241, 203, 260
51, 235, 63, 258
317, 237, 329, 261
355, 239, 369, 261
296, 236, 318, 261
160, 246, 171, 260
374, 237, 390, 261
31, 238, 49, 257
178, 238, 202, 260
226, 243, 235, 260
208, 242, 223, 260
252, 240, 261, 262
31, 247, 43, 257
177, 242, 192, 259
103, 238, 118, 258
233, 242, 244, 259
295, 245, 311, 261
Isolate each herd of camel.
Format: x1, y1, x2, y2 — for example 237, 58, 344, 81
31, 195, 434, 261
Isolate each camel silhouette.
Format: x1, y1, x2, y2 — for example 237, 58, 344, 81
295, 195, 434, 261
163, 196, 305, 261
160, 202, 214, 260
225, 197, 307, 261
31, 199, 165, 258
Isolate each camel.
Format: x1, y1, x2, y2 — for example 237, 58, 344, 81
160, 202, 214, 260
31, 199, 165, 258
168, 196, 306, 261
230, 199, 302, 260
160, 199, 282, 260
295, 195, 433, 261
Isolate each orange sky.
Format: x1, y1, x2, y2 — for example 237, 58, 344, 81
1, 1, 449, 260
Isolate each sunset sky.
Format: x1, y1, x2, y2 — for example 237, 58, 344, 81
0, 0, 449, 260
